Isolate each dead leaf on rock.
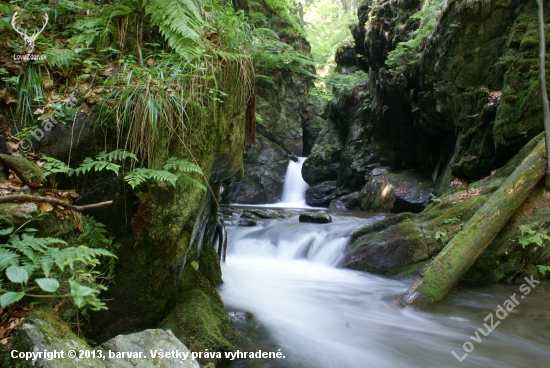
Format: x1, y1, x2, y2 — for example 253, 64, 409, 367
39, 202, 54, 212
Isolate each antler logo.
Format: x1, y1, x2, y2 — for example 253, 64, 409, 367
11, 11, 49, 54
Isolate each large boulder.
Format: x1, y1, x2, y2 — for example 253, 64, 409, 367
305, 181, 348, 207
359, 170, 433, 213
343, 214, 429, 274
231, 135, 289, 204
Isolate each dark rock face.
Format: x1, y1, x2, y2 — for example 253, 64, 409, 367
255, 72, 312, 156
230, 135, 289, 204
299, 211, 332, 224
335, 44, 363, 74
353, 0, 548, 191
305, 180, 348, 207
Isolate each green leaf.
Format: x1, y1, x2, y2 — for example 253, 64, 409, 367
35, 278, 60, 292
70, 281, 96, 308
0, 218, 14, 235
6, 266, 29, 284
0, 291, 25, 307
0, 250, 19, 272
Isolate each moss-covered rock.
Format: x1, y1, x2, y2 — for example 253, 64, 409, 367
344, 218, 429, 274
160, 261, 236, 365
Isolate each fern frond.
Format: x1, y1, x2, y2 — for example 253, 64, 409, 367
75, 157, 121, 176
45, 246, 116, 273
163, 158, 202, 174
177, 175, 206, 192
143, 0, 205, 60
0, 249, 20, 272
96, 149, 139, 163
124, 168, 179, 189
43, 49, 78, 68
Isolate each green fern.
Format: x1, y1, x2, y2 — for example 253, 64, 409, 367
79, 216, 119, 277
0, 219, 116, 310
75, 157, 121, 176
518, 225, 550, 249
43, 48, 79, 68
143, 0, 205, 60
124, 168, 179, 189
163, 157, 201, 173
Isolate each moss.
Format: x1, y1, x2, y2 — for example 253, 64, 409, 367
387, 260, 427, 277
494, 15, 550, 150
199, 243, 223, 287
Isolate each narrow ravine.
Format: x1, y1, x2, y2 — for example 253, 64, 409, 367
219, 162, 550, 368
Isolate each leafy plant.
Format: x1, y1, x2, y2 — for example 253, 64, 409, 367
518, 225, 550, 249
442, 215, 462, 224
0, 219, 116, 311
429, 193, 442, 203
125, 157, 205, 192
434, 230, 448, 244
79, 216, 120, 278
74, 149, 138, 176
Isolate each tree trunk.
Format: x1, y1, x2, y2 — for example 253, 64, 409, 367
401, 138, 547, 307
536, 0, 550, 188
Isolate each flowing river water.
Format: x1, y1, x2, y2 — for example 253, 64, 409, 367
221, 160, 550, 368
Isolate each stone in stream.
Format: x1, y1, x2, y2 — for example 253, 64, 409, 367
241, 209, 282, 219
299, 211, 332, 224
236, 219, 258, 227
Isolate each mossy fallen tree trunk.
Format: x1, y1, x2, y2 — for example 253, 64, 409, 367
401, 137, 547, 307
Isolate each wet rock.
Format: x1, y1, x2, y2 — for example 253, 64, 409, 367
328, 200, 347, 211
299, 211, 332, 224
343, 214, 429, 274
236, 219, 258, 227
339, 192, 363, 211
232, 135, 288, 204
0, 154, 44, 186
359, 170, 432, 213
305, 181, 347, 207
240, 212, 260, 220
242, 209, 282, 219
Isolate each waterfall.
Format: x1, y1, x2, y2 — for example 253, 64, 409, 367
273, 157, 310, 208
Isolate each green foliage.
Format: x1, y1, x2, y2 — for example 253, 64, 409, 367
74, 149, 138, 176
0, 219, 116, 311
537, 265, 550, 276
386, 0, 445, 73
434, 230, 448, 244
302, 0, 359, 73
429, 193, 442, 203
518, 225, 550, 249
143, 0, 204, 60
326, 70, 368, 95
125, 157, 206, 192
79, 216, 120, 278
442, 215, 462, 224
251, 27, 315, 77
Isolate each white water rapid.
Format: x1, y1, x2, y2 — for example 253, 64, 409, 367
219, 214, 550, 368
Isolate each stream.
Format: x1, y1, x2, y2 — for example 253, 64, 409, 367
220, 159, 550, 368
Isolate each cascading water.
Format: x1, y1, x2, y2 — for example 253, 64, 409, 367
278, 157, 310, 207
219, 213, 550, 368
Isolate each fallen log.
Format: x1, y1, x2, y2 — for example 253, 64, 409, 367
401, 137, 547, 307
0, 154, 45, 187
0, 194, 113, 212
